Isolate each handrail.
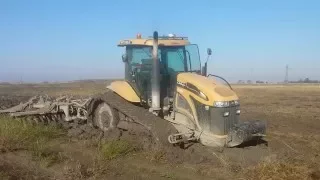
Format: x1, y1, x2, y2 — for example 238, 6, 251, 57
207, 74, 233, 90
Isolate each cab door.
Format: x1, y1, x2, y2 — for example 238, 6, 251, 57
125, 47, 152, 102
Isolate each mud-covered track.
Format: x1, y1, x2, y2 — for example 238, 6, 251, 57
88, 90, 177, 148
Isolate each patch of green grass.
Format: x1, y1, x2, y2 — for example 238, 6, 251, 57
99, 140, 136, 160
0, 115, 64, 152
31, 141, 64, 167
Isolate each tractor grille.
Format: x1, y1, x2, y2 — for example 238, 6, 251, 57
192, 97, 239, 135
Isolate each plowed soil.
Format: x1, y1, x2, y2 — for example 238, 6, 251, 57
0, 82, 319, 180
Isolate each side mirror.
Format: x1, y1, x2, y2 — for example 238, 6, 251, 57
122, 54, 128, 62
202, 48, 212, 76
207, 48, 212, 56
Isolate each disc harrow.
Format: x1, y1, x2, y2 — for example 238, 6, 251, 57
0, 95, 91, 126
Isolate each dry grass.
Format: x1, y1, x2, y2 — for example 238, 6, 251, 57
233, 85, 320, 180
243, 160, 313, 180
63, 160, 99, 180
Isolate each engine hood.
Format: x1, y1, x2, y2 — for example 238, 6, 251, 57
176, 73, 238, 106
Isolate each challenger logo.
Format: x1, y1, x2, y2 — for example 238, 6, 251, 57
177, 81, 186, 87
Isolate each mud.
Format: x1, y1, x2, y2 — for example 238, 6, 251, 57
0, 94, 270, 168
66, 118, 269, 167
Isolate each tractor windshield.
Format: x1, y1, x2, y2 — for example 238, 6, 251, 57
126, 45, 201, 73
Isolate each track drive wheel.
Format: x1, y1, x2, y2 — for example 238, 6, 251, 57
93, 102, 120, 131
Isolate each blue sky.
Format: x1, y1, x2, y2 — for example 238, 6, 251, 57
0, 0, 319, 82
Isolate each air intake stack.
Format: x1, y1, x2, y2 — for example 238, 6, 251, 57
151, 31, 161, 113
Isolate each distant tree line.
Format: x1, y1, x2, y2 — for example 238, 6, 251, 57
289, 78, 319, 83
236, 78, 320, 84
237, 80, 270, 84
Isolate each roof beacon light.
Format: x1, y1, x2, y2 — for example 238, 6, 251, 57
136, 33, 142, 39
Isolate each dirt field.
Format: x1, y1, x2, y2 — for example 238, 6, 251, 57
0, 81, 320, 180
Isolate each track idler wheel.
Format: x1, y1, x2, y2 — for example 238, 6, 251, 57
93, 102, 120, 131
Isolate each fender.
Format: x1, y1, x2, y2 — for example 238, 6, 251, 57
107, 81, 140, 103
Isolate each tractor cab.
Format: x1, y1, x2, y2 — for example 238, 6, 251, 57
119, 34, 201, 107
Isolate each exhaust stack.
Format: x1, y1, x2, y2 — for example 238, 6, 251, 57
151, 31, 160, 111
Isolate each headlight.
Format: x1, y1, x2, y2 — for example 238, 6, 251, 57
213, 100, 240, 107
213, 101, 230, 107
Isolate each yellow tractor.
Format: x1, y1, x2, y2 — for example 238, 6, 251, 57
1, 31, 266, 148
100, 31, 266, 147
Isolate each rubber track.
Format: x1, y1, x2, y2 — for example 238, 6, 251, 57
87, 90, 177, 148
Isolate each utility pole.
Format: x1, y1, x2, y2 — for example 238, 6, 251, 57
284, 65, 289, 84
